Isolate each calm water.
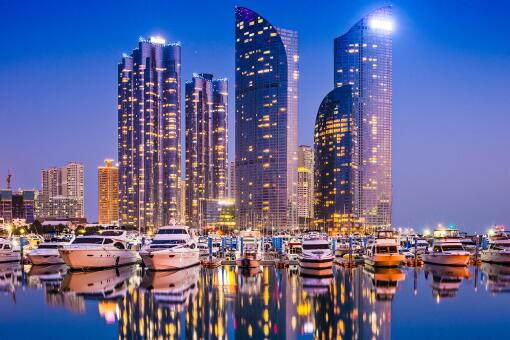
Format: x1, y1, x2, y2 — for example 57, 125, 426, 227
0, 262, 508, 339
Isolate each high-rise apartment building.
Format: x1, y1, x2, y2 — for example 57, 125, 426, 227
229, 161, 236, 200
185, 74, 228, 228
235, 6, 299, 231
39, 162, 84, 219
297, 145, 314, 229
118, 37, 181, 230
314, 6, 393, 234
98, 159, 119, 225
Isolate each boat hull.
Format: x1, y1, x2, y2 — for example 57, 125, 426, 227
299, 256, 334, 270
0, 251, 21, 263
59, 249, 139, 270
422, 253, 470, 266
28, 250, 64, 265
364, 254, 405, 267
140, 249, 200, 271
481, 251, 510, 264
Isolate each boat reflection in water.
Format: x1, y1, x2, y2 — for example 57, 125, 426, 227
28, 264, 68, 283
0, 262, 20, 298
139, 265, 200, 308
481, 262, 510, 294
424, 264, 471, 301
364, 266, 406, 301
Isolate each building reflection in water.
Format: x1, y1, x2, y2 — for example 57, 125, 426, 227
114, 265, 404, 339
1, 262, 422, 339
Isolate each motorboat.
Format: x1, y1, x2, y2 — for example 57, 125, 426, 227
140, 225, 200, 271
59, 230, 140, 270
0, 238, 20, 263
236, 230, 261, 269
140, 265, 200, 307
299, 233, 334, 275
285, 238, 302, 264
335, 237, 350, 257
481, 228, 510, 264
421, 229, 470, 266
28, 237, 73, 265
364, 230, 405, 267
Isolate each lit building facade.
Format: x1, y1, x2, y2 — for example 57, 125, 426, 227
39, 162, 84, 220
314, 86, 361, 234
297, 145, 314, 229
229, 160, 236, 200
98, 159, 119, 224
118, 37, 182, 230
333, 6, 393, 229
185, 73, 228, 228
235, 6, 299, 231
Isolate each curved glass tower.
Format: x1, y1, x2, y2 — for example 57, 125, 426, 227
314, 86, 359, 234
235, 7, 299, 231
333, 6, 393, 229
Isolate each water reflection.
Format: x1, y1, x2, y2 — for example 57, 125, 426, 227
480, 262, 510, 294
424, 264, 471, 301
0, 263, 509, 339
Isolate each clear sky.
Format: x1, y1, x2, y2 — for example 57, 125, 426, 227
1, 0, 509, 232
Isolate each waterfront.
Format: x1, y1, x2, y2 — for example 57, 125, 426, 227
0, 263, 508, 339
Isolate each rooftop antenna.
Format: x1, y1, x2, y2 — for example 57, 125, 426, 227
6, 170, 11, 190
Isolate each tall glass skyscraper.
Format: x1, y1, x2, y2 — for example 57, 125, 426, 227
314, 86, 360, 234
235, 6, 299, 231
333, 6, 393, 230
185, 73, 228, 228
118, 37, 181, 230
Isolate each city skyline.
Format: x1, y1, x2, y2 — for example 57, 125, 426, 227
1, 1, 509, 231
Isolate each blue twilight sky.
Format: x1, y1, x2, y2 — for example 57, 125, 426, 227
0, 0, 509, 232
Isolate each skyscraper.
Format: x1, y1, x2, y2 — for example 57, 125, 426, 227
39, 162, 84, 220
98, 159, 119, 224
185, 73, 228, 228
235, 6, 299, 231
118, 37, 181, 230
314, 86, 359, 234
229, 160, 236, 200
316, 6, 393, 232
297, 145, 314, 229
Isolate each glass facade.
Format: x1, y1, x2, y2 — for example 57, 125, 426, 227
333, 6, 393, 229
118, 37, 181, 230
185, 74, 228, 228
314, 86, 362, 234
235, 7, 299, 232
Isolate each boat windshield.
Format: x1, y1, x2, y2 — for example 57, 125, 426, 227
376, 246, 398, 254
72, 237, 104, 245
157, 229, 188, 235
441, 244, 464, 251
38, 244, 59, 249
303, 244, 329, 250
151, 240, 185, 245
2, 244, 11, 250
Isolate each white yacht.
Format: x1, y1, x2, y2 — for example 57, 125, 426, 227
364, 230, 405, 267
236, 230, 262, 269
335, 237, 350, 257
140, 265, 200, 307
28, 237, 73, 265
481, 229, 510, 264
299, 233, 334, 275
422, 229, 470, 266
59, 230, 140, 270
140, 225, 200, 271
0, 238, 20, 263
